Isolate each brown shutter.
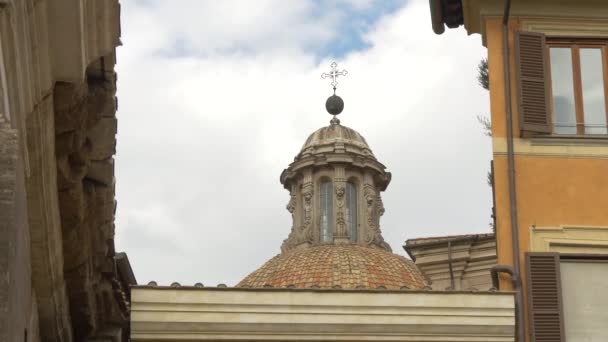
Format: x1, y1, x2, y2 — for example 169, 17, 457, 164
515, 31, 551, 135
526, 252, 564, 342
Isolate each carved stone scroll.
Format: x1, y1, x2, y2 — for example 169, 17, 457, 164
281, 186, 313, 253
363, 186, 391, 251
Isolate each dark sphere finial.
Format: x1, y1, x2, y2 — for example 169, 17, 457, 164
326, 94, 344, 115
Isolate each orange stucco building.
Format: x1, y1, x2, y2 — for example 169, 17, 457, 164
428, 0, 608, 340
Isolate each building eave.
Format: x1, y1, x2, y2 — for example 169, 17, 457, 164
428, 0, 465, 35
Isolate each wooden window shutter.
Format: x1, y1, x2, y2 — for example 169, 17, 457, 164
526, 252, 564, 342
515, 31, 551, 135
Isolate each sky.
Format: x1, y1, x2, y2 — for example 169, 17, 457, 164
114, 0, 492, 286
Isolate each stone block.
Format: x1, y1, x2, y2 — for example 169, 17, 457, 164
62, 223, 90, 270
58, 183, 86, 231
87, 82, 116, 126
86, 159, 114, 187
54, 82, 88, 135
88, 118, 117, 161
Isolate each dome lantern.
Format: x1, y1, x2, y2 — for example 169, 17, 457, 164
279, 121, 392, 253
238, 63, 423, 290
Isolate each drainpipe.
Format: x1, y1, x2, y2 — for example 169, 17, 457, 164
447, 240, 455, 290
490, 265, 514, 290
501, 0, 525, 341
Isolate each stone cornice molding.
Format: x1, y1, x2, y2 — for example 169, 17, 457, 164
47, 0, 121, 83
281, 152, 389, 189
492, 137, 608, 160
461, 0, 608, 43
530, 225, 608, 253
131, 287, 515, 341
404, 234, 497, 290
521, 18, 608, 37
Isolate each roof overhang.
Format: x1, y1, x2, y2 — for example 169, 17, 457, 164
404, 233, 495, 260
429, 0, 465, 34
429, 0, 608, 43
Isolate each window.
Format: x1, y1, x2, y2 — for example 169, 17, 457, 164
527, 253, 608, 341
547, 41, 608, 135
560, 259, 608, 340
319, 181, 333, 242
515, 32, 608, 136
346, 182, 357, 242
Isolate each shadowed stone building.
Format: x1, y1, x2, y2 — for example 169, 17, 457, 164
0, 1, 134, 341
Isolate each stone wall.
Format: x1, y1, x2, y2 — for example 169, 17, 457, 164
0, 113, 39, 342
54, 59, 127, 341
0, 1, 131, 341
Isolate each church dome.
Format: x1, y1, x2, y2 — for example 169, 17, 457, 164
237, 245, 425, 290
298, 120, 375, 158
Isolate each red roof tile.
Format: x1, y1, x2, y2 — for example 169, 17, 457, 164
237, 245, 425, 290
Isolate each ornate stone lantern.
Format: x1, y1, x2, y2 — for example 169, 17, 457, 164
238, 63, 424, 290
279, 118, 392, 252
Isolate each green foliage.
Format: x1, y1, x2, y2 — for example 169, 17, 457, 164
477, 57, 495, 232
477, 115, 492, 137
488, 168, 495, 233
477, 58, 489, 90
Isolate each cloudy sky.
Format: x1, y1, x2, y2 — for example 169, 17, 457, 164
114, 0, 491, 286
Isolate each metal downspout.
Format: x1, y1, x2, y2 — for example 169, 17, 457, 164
502, 0, 525, 341
447, 240, 455, 290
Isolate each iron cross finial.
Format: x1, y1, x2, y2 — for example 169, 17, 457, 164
321, 62, 348, 92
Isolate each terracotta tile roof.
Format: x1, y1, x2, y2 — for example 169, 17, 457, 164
404, 233, 495, 247
237, 245, 425, 290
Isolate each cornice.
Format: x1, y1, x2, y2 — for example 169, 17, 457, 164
530, 225, 608, 253
281, 152, 387, 187
462, 0, 608, 41
131, 288, 515, 341
492, 137, 608, 159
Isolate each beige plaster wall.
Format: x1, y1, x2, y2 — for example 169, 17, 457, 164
131, 287, 515, 341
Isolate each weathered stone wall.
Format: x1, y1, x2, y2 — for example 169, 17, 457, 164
0, 114, 40, 342
54, 58, 128, 341
25, 86, 73, 342
0, 1, 127, 341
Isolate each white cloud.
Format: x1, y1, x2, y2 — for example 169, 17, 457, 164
122, 0, 342, 58
114, 0, 491, 286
